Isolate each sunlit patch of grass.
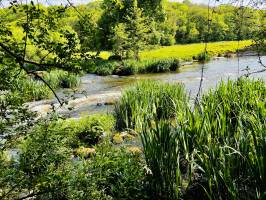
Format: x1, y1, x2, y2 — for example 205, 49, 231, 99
139, 40, 252, 60
98, 41, 252, 61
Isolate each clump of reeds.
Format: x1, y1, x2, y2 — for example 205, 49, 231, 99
115, 78, 266, 200
114, 80, 189, 131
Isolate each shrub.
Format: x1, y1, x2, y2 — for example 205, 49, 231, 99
113, 63, 136, 75
195, 52, 211, 62
137, 58, 180, 73
76, 143, 148, 200
60, 114, 115, 147
83, 58, 181, 76
16, 121, 72, 200
95, 61, 118, 76
161, 35, 176, 46
146, 60, 172, 73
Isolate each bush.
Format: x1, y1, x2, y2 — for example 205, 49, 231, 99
123, 58, 180, 74
113, 63, 136, 76
95, 61, 118, 76
195, 52, 211, 62
161, 35, 176, 46
16, 121, 72, 200
146, 60, 172, 73
60, 114, 115, 147
65, 142, 148, 200
82, 58, 181, 76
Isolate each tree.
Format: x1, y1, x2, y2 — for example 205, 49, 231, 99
137, 0, 166, 21
110, 23, 129, 58
125, 0, 149, 60
75, 13, 100, 53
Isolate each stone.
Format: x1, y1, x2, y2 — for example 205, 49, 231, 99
126, 146, 142, 155
75, 147, 96, 159
112, 133, 123, 144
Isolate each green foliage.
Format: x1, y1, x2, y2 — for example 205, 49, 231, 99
83, 58, 180, 76
65, 142, 148, 200
141, 120, 181, 199
113, 78, 266, 199
114, 81, 188, 131
44, 70, 80, 89
183, 78, 266, 199
95, 61, 118, 76
110, 23, 129, 58
1, 114, 147, 200
0, 120, 72, 200
1, 1, 266, 200
124, 0, 149, 60
59, 114, 115, 147
145, 58, 180, 73
74, 13, 100, 52
195, 52, 211, 62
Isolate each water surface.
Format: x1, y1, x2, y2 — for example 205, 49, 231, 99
29, 56, 266, 118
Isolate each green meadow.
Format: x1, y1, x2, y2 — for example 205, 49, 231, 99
99, 40, 252, 60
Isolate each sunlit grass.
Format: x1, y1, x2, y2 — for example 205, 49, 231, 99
140, 40, 252, 60
99, 40, 252, 61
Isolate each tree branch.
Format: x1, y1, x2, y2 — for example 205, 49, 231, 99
0, 42, 63, 106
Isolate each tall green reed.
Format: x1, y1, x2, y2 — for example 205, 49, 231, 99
116, 78, 266, 199
141, 120, 181, 200
114, 81, 189, 131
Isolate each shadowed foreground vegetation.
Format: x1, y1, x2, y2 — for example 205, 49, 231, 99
1, 78, 266, 200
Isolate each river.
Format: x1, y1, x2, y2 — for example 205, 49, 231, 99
29, 55, 266, 118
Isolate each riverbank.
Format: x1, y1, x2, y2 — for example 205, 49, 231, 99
83, 40, 253, 76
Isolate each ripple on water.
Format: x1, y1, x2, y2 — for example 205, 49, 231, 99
28, 56, 266, 118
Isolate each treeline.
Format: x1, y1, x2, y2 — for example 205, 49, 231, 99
0, 0, 265, 59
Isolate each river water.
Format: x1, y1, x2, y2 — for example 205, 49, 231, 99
29, 56, 266, 118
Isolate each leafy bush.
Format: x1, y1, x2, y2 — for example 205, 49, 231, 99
15, 121, 72, 200
145, 59, 180, 73
69, 143, 148, 200
195, 52, 211, 62
60, 114, 115, 147
161, 34, 176, 46
113, 64, 136, 76
95, 61, 118, 76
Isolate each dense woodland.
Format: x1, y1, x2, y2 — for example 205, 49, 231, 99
1, 0, 265, 59
0, 0, 266, 199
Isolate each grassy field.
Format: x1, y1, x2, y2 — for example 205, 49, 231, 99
99, 40, 252, 60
